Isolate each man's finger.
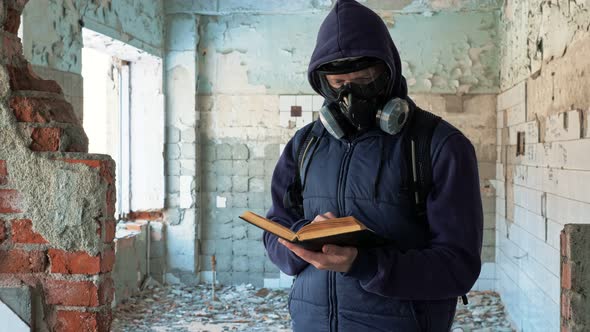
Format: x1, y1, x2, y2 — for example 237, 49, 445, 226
323, 212, 337, 219
313, 214, 329, 222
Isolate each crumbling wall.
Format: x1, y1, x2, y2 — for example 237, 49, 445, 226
0, 1, 115, 330
496, 1, 590, 330
195, 11, 500, 96
20, 0, 165, 120
164, 0, 501, 287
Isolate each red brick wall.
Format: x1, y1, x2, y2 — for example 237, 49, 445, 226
0, 1, 115, 331
0, 157, 116, 331
561, 225, 590, 332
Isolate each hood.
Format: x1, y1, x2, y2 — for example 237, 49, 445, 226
308, 0, 408, 100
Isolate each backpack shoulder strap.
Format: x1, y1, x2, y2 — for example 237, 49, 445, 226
403, 107, 441, 217
295, 122, 317, 176
283, 120, 324, 217
298, 120, 325, 188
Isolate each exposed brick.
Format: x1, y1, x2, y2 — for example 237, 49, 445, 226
561, 230, 570, 257
11, 219, 48, 244
9, 96, 79, 124
0, 189, 21, 213
53, 126, 89, 153
62, 159, 102, 168
45, 280, 99, 307
0, 249, 46, 273
98, 277, 114, 305
123, 223, 143, 231
103, 219, 116, 243
562, 261, 572, 290
2, 33, 24, 65
0, 220, 5, 244
562, 293, 571, 321
127, 211, 164, 221
55, 310, 98, 332
6, 65, 63, 94
29, 127, 62, 152
62, 159, 114, 185
99, 160, 115, 185
0, 160, 7, 186
48, 249, 100, 274
106, 184, 116, 217
3, 8, 21, 34
97, 309, 113, 332
100, 246, 115, 273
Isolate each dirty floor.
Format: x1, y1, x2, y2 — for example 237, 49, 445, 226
112, 284, 515, 332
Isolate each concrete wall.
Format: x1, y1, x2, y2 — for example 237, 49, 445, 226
194, 10, 500, 95
113, 223, 147, 304
163, 0, 502, 286
21, 0, 165, 120
496, 1, 590, 330
22, 0, 164, 72
21, 4, 167, 212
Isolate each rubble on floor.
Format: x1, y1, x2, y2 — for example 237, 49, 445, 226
112, 285, 514, 332
112, 283, 290, 332
451, 291, 515, 332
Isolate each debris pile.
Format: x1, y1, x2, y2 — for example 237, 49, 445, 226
112, 285, 514, 332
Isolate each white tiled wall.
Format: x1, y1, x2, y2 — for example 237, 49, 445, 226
471, 262, 496, 291
264, 271, 294, 289
279, 95, 323, 129
495, 81, 590, 331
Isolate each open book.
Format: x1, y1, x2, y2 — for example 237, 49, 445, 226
239, 211, 389, 251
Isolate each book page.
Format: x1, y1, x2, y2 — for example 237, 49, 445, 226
296, 216, 366, 241
239, 211, 297, 242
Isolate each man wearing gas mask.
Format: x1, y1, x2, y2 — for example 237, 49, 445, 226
263, 0, 484, 331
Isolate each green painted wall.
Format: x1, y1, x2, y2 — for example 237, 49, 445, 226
196, 10, 500, 95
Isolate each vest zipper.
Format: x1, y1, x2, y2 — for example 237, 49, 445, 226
331, 141, 354, 332
331, 271, 338, 331
337, 142, 354, 216
328, 271, 339, 332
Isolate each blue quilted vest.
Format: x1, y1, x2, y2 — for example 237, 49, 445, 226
288, 119, 461, 332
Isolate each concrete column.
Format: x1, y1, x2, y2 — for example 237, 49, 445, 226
163, 13, 201, 284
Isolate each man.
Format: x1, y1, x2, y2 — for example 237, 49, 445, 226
263, 0, 483, 331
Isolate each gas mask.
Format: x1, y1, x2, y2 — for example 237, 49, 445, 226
315, 57, 409, 139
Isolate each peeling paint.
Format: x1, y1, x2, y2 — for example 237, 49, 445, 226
165, 0, 502, 15
395, 12, 500, 94
197, 11, 499, 95
22, 0, 164, 73
500, 0, 590, 89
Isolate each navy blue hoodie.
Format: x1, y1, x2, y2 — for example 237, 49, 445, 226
263, 0, 483, 327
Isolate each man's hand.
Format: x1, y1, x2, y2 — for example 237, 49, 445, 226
279, 212, 358, 273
